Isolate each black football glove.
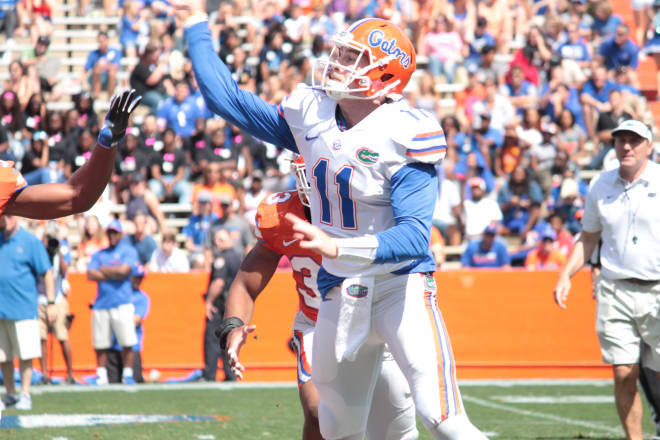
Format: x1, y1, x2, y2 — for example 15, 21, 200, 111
98, 89, 142, 148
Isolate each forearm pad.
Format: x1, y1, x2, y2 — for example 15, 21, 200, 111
215, 317, 245, 350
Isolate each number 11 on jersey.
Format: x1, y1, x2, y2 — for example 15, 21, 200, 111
312, 158, 357, 230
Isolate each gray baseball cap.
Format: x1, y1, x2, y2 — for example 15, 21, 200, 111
611, 119, 652, 143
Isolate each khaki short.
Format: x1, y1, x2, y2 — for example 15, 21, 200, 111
92, 303, 137, 350
596, 277, 660, 370
0, 319, 41, 362
39, 298, 70, 341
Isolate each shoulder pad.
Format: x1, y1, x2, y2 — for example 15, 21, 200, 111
279, 84, 327, 129
391, 112, 447, 164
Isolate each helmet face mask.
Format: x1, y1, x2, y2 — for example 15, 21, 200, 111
290, 155, 311, 207
312, 18, 415, 101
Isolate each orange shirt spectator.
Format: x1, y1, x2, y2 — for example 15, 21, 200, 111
192, 181, 236, 218
525, 228, 566, 269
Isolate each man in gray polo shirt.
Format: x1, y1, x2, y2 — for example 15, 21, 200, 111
554, 119, 660, 440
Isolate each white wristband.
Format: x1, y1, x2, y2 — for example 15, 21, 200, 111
184, 12, 208, 29
333, 236, 379, 263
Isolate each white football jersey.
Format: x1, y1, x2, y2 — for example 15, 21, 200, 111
281, 85, 446, 277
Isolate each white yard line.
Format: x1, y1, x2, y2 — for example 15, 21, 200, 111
463, 395, 623, 435
30, 379, 613, 394
492, 395, 614, 404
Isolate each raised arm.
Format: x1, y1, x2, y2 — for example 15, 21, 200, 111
177, 3, 297, 152
6, 90, 142, 219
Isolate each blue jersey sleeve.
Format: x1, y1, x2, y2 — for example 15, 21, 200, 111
184, 21, 297, 152
87, 251, 101, 271
374, 163, 437, 263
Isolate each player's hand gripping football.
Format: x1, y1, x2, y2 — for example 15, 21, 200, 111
285, 213, 338, 258
98, 89, 142, 148
225, 324, 257, 380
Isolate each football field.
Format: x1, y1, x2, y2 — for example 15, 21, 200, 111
1, 380, 657, 439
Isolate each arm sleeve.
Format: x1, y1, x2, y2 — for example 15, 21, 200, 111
88, 252, 100, 271
374, 163, 437, 263
581, 183, 602, 233
184, 21, 298, 152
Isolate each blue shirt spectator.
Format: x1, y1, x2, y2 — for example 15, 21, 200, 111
461, 223, 510, 268
182, 208, 219, 247
592, 11, 622, 39
84, 35, 122, 72
156, 81, 203, 138
0, 217, 51, 320
88, 220, 139, 310
558, 41, 591, 63
581, 73, 618, 104
598, 26, 639, 71
112, 288, 150, 352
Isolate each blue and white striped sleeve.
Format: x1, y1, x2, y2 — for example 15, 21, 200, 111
184, 20, 298, 153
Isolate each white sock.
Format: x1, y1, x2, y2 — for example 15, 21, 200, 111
96, 367, 108, 382
122, 367, 134, 379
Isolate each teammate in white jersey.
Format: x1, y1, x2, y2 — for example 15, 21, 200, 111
174, 2, 486, 438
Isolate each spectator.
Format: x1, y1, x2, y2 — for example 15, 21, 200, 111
508, 26, 552, 87
119, 0, 148, 58
465, 17, 495, 72
124, 171, 167, 234
156, 81, 203, 138
553, 177, 585, 234
529, 119, 558, 196
598, 24, 639, 83
463, 176, 503, 240
476, 0, 512, 51
525, 226, 566, 269
85, 31, 121, 99
432, 162, 462, 246
183, 191, 219, 268
644, 2, 660, 92
21, 130, 56, 184
202, 226, 241, 381
461, 222, 510, 268
130, 43, 172, 114
73, 92, 99, 131
123, 211, 158, 265
75, 215, 109, 272
455, 69, 487, 129
107, 264, 150, 383
37, 222, 74, 385
192, 161, 237, 218
472, 78, 515, 132
547, 211, 574, 258
613, 66, 644, 120
148, 232, 190, 272
24, 0, 53, 45
186, 117, 211, 177
115, 133, 151, 183
205, 193, 255, 267
556, 108, 587, 163
498, 165, 543, 236
243, 175, 270, 227
516, 107, 543, 150
0, 0, 19, 44
591, 89, 632, 170
20, 35, 62, 101
44, 110, 72, 182
591, 0, 623, 41
580, 64, 617, 139
557, 23, 592, 69
148, 128, 192, 204
501, 65, 539, 113
86, 219, 139, 385
422, 14, 465, 82
0, 214, 53, 410
3, 60, 40, 110
407, 72, 440, 119
67, 128, 96, 174
24, 92, 46, 134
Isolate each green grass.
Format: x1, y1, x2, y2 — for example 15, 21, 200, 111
1, 381, 657, 439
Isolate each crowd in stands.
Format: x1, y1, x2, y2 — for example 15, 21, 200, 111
0, 0, 659, 271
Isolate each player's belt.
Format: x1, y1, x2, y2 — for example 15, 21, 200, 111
620, 278, 660, 286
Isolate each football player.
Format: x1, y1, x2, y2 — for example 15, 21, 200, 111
0, 90, 141, 219
221, 155, 417, 440
175, 2, 486, 438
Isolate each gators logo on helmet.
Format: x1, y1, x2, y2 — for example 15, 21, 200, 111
346, 284, 369, 298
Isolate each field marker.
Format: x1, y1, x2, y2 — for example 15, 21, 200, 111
0, 414, 217, 429
463, 395, 623, 435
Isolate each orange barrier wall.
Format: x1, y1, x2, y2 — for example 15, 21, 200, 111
47, 269, 609, 382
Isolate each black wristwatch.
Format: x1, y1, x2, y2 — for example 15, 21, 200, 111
47, 300, 55, 305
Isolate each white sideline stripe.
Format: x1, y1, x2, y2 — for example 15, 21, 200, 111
463, 395, 623, 435
493, 395, 614, 404
29, 381, 298, 394
29, 379, 613, 394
